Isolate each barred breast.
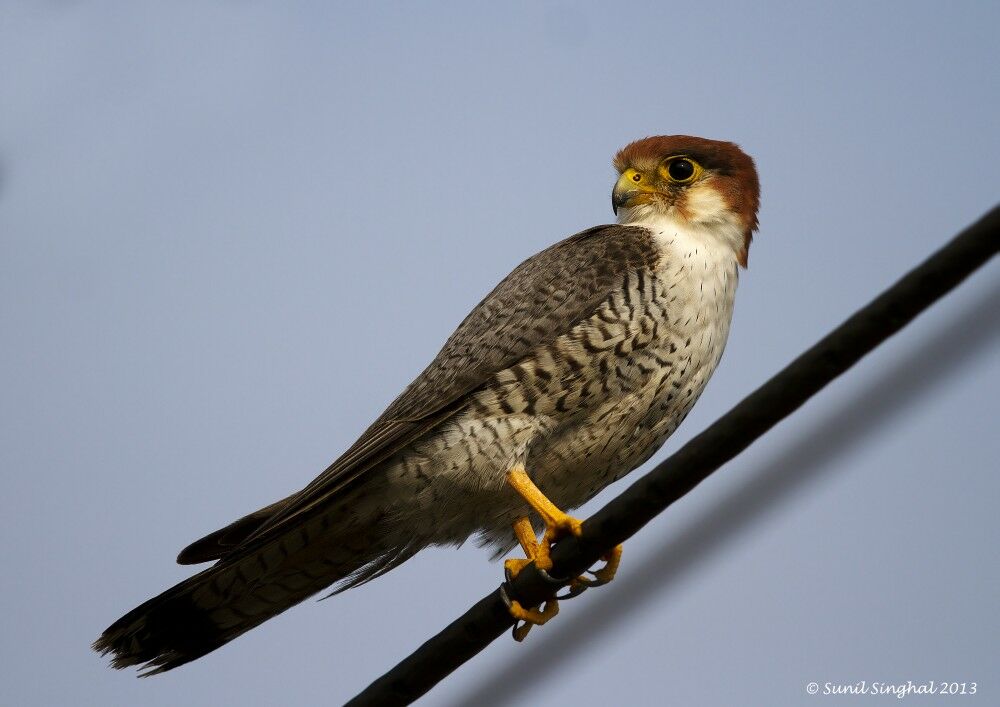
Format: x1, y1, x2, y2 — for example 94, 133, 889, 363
380, 221, 739, 554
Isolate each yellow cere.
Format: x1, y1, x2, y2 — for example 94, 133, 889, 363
620, 168, 657, 192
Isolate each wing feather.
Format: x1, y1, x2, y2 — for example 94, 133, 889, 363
220, 224, 658, 552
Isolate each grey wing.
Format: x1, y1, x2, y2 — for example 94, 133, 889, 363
183, 224, 658, 559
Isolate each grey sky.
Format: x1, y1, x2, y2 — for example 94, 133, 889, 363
1, 2, 997, 706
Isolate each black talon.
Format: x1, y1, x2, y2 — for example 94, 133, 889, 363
536, 567, 569, 585
555, 582, 589, 600
499, 582, 514, 609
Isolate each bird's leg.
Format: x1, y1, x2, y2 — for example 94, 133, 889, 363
506, 466, 582, 571
504, 515, 559, 641
502, 466, 623, 639
503, 515, 543, 580
506, 466, 622, 580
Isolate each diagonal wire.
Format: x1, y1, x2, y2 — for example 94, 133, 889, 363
345, 205, 1000, 707
452, 277, 1000, 707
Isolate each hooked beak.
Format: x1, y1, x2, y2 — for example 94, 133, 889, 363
612, 172, 643, 215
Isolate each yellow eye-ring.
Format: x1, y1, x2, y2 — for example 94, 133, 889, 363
661, 157, 701, 184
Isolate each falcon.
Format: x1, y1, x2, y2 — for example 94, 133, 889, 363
95, 135, 760, 674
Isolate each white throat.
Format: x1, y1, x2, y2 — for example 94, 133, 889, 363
616, 203, 743, 309
615, 190, 746, 263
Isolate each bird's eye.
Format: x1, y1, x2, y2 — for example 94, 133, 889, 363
631, 173, 642, 182
666, 158, 697, 183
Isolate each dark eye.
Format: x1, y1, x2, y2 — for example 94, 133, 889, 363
631, 173, 642, 182
667, 158, 695, 182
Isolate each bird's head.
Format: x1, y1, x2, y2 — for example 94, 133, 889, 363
612, 135, 760, 267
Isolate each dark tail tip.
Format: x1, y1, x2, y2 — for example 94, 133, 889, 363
93, 588, 227, 676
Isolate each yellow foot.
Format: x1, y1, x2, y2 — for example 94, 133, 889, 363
507, 467, 585, 572
582, 543, 623, 585
563, 543, 624, 597
503, 514, 563, 641
533, 517, 583, 572
508, 597, 559, 642
503, 557, 533, 579
502, 470, 626, 640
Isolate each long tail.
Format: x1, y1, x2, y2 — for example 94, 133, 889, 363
93, 509, 415, 675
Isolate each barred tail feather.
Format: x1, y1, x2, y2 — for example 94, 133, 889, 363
94, 525, 405, 674
93, 565, 236, 675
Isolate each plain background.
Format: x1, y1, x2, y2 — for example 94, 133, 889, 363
2, 3, 998, 705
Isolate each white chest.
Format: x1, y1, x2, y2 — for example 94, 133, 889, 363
649, 221, 740, 358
